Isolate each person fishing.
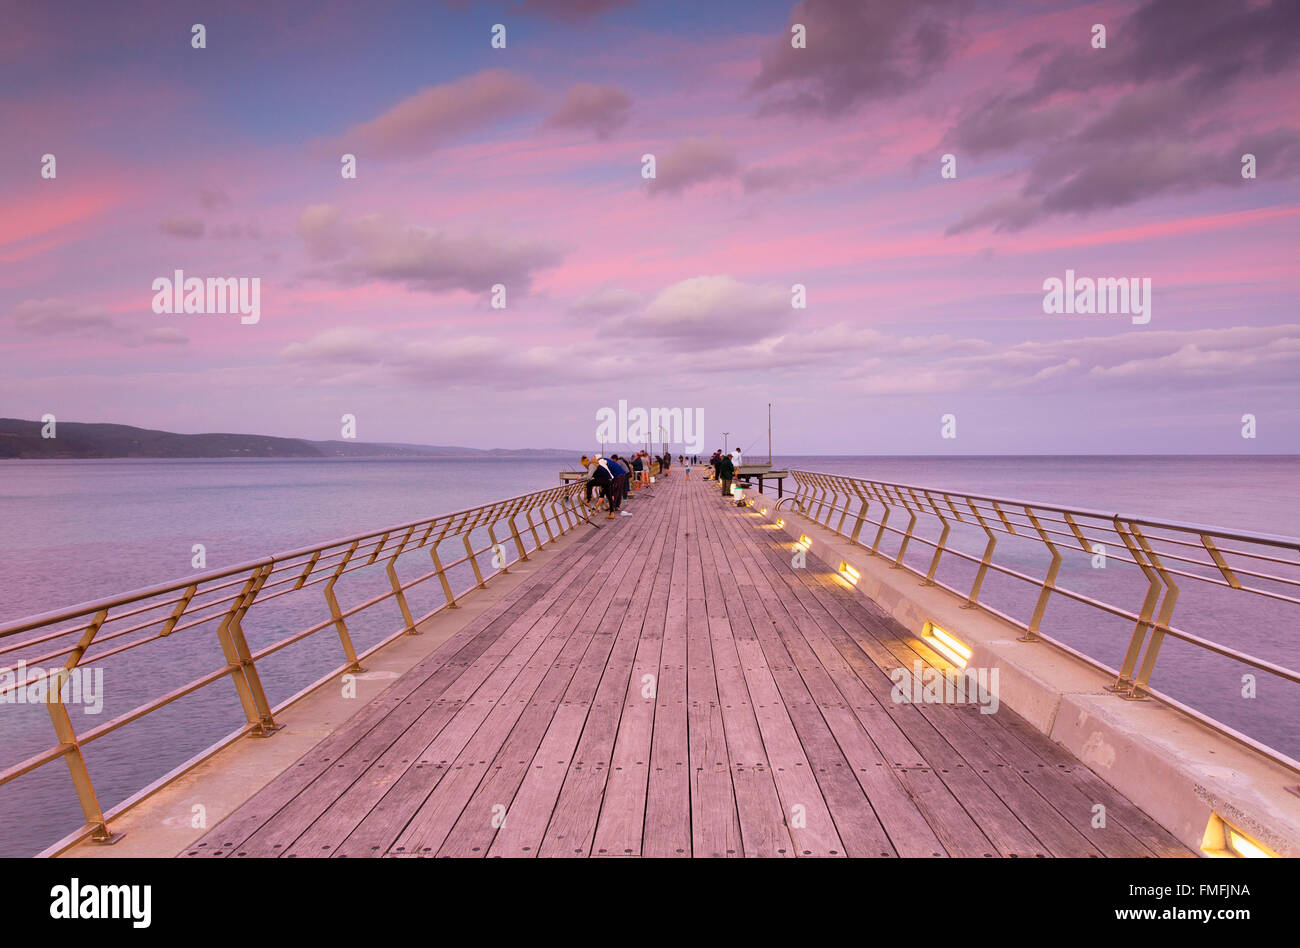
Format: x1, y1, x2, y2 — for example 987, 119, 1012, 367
580, 454, 614, 518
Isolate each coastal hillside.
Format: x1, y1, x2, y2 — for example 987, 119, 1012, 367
0, 419, 579, 459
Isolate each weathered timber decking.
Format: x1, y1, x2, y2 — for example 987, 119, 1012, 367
183, 474, 1191, 858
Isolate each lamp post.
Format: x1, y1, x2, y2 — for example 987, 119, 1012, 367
723, 431, 730, 453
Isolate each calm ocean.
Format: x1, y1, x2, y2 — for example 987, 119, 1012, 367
1, 455, 1296, 856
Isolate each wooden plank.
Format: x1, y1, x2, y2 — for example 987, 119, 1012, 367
539, 486, 678, 856
486, 492, 674, 856
588, 480, 678, 856
693, 491, 792, 857
708, 503, 950, 857
987, 712, 1193, 857
780, 551, 1105, 856
732, 507, 1043, 856
682, 486, 744, 857
701, 497, 891, 857
641, 478, 693, 857
711, 506, 993, 857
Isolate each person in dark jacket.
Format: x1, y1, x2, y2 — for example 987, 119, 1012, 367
607, 455, 630, 516
581, 455, 614, 518
715, 451, 735, 497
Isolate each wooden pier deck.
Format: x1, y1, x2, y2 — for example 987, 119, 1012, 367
183, 474, 1190, 858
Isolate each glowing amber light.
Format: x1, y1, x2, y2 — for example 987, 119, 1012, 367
923, 621, 971, 668
1227, 828, 1273, 859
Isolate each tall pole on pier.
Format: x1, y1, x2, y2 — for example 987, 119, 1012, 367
723, 431, 730, 453
768, 402, 772, 465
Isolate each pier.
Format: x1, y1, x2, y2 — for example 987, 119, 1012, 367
4, 472, 1298, 858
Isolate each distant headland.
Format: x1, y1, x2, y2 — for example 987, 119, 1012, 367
0, 418, 581, 460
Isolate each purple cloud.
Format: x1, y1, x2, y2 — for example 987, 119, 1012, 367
158, 216, 204, 239
752, 0, 967, 115
646, 138, 740, 195
543, 83, 632, 139
296, 205, 562, 294
335, 70, 542, 159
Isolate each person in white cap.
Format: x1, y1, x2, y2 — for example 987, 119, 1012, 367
580, 454, 615, 519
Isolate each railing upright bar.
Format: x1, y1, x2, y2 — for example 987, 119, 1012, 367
216, 564, 281, 735
1130, 525, 1180, 698
324, 541, 363, 673
387, 526, 419, 635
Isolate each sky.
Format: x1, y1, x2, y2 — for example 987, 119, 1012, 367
1, 0, 1298, 455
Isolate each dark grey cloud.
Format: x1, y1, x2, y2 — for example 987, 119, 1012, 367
447, 0, 631, 22
942, 0, 1300, 233
1016, 0, 1300, 109
752, 0, 969, 115
518, 0, 632, 21
158, 216, 204, 239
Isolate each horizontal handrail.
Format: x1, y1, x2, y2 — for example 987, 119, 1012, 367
0, 480, 600, 848
780, 469, 1300, 774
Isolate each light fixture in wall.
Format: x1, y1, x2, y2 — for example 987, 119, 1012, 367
922, 621, 971, 669
1201, 814, 1277, 858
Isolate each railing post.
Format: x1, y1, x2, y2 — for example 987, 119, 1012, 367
1129, 526, 1180, 699
324, 543, 363, 673
43, 609, 121, 843
892, 488, 917, 569
964, 499, 997, 609
429, 541, 458, 609
523, 506, 543, 549
488, 522, 508, 575
849, 483, 870, 545
1111, 518, 1161, 696
387, 526, 420, 636
559, 494, 578, 532
868, 483, 891, 555
832, 478, 851, 534
922, 490, 950, 587
1023, 507, 1062, 642
218, 563, 282, 735
464, 532, 487, 589
539, 501, 558, 545
1200, 534, 1242, 588
508, 514, 530, 562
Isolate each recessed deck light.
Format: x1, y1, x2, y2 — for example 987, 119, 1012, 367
923, 621, 971, 668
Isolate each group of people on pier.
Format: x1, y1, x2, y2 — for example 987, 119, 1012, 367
580, 446, 745, 519
579, 450, 673, 520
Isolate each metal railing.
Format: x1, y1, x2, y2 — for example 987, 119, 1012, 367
0, 481, 598, 846
778, 470, 1300, 772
